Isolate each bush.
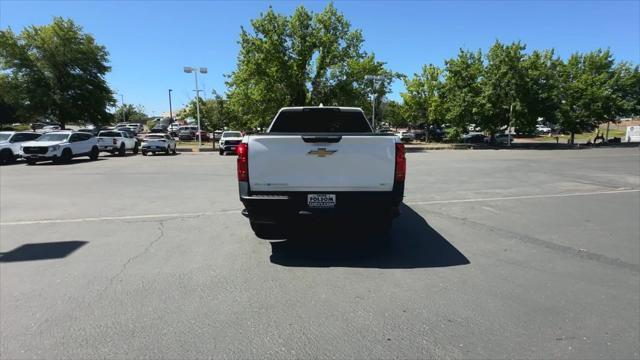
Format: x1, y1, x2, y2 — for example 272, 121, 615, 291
445, 127, 464, 143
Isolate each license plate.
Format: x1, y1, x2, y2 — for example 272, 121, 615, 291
307, 194, 336, 208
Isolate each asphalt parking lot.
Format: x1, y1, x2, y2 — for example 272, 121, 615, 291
1, 148, 639, 359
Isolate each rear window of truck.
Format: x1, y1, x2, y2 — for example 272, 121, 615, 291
269, 108, 372, 133
99, 131, 122, 137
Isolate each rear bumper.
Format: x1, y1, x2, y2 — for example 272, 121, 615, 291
142, 145, 168, 150
221, 145, 238, 152
239, 182, 404, 223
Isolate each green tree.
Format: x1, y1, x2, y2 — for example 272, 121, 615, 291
113, 104, 147, 124
441, 49, 484, 132
0, 17, 115, 127
179, 91, 237, 130
226, 3, 393, 130
401, 64, 444, 138
479, 41, 530, 135
521, 49, 564, 133
609, 62, 640, 119
380, 100, 407, 130
557, 50, 619, 143
0, 74, 20, 126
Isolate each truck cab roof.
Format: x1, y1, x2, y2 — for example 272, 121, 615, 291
278, 106, 363, 112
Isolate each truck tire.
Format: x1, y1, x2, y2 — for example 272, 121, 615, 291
89, 146, 99, 160
0, 149, 14, 165
142, 150, 148, 156
164, 146, 170, 155
219, 149, 224, 155
118, 143, 126, 156
250, 221, 285, 240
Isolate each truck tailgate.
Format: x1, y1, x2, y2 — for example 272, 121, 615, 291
247, 135, 396, 192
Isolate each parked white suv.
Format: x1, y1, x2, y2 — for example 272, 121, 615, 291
141, 133, 177, 155
0, 131, 42, 164
21, 131, 99, 164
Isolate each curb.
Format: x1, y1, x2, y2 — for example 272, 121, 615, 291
404, 142, 640, 151
176, 147, 216, 153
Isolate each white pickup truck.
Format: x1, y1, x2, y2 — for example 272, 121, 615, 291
97, 130, 139, 155
238, 106, 406, 238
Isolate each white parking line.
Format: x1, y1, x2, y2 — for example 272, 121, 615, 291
404, 189, 640, 206
0, 212, 213, 226
1, 189, 638, 226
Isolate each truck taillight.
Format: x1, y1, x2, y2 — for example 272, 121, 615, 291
395, 143, 406, 182
237, 143, 248, 182
112, 139, 117, 145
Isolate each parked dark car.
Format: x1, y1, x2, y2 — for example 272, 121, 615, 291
194, 130, 210, 141
178, 130, 195, 141
462, 133, 487, 143
177, 126, 198, 141
151, 125, 169, 133
31, 122, 62, 131
411, 130, 426, 141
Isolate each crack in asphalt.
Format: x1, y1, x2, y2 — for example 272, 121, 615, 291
98, 220, 166, 295
422, 207, 640, 273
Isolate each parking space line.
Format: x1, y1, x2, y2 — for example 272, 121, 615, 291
2, 189, 637, 227
0, 212, 214, 226
404, 188, 640, 206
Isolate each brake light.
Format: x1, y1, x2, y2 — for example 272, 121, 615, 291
112, 139, 117, 145
395, 143, 406, 182
237, 143, 248, 182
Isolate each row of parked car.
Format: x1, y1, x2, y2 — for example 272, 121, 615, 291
0, 128, 179, 165
0, 124, 250, 165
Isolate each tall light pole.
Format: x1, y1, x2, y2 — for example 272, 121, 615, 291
119, 94, 125, 122
168, 89, 174, 122
508, 103, 514, 147
365, 75, 385, 130
183, 66, 208, 146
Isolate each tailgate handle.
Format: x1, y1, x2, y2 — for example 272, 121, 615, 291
301, 136, 342, 143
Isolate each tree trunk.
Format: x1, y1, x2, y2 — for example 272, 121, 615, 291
570, 131, 575, 144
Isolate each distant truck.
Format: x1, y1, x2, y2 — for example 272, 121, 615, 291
625, 126, 640, 143
97, 130, 139, 155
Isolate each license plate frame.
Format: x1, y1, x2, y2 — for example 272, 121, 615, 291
307, 194, 336, 208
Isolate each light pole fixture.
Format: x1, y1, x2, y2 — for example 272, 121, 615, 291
168, 89, 174, 122
119, 93, 125, 122
365, 75, 385, 130
183, 66, 208, 146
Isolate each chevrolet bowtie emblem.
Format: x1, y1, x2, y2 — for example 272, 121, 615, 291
307, 148, 337, 157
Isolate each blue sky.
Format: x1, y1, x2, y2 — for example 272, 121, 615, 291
1, 0, 638, 116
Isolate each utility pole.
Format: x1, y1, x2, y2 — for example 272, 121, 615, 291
508, 103, 514, 147
120, 94, 125, 122
184, 67, 207, 147
168, 89, 174, 122
365, 75, 385, 130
